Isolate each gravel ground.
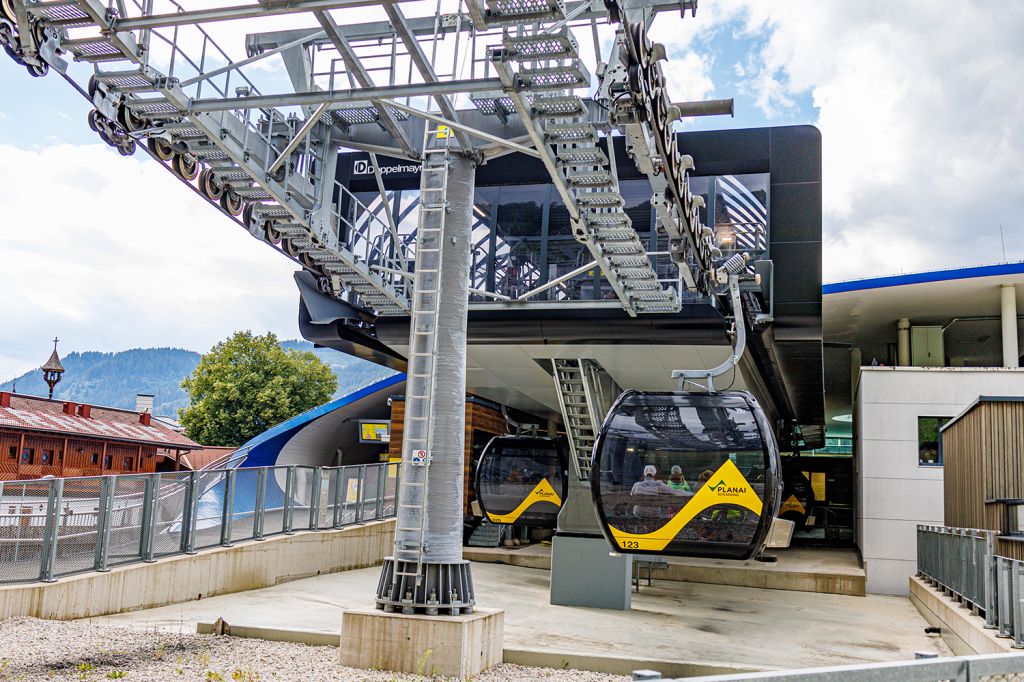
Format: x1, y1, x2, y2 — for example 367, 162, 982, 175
0, 618, 629, 681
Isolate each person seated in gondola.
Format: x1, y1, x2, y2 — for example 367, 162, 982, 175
668, 465, 692, 492
631, 464, 689, 519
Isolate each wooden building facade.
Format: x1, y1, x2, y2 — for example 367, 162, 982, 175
0, 392, 199, 481
389, 395, 511, 514
942, 396, 1024, 560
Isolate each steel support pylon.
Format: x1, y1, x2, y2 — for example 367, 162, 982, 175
375, 141, 477, 616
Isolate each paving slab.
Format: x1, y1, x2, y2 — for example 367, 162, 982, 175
465, 545, 866, 595
88, 560, 946, 670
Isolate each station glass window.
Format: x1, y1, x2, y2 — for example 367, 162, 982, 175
91, 452, 100, 465
102, 455, 112, 469
7, 446, 15, 460
21, 448, 33, 464
918, 417, 950, 466
41, 450, 52, 464
122, 457, 134, 470
1007, 503, 1024, 537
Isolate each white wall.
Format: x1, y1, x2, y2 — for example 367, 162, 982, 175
856, 367, 1024, 595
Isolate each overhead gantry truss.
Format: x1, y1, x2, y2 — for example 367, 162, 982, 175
0, 0, 741, 318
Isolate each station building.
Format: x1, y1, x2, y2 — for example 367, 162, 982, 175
0, 391, 199, 480
824, 262, 1024, 594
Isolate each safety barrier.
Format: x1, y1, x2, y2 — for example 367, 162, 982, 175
917, 524, 1024, 648
0, 462, 398, 584
646, 652, 1024, 681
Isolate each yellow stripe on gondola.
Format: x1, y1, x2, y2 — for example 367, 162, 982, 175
608, 459, 763, 552
485, 478, 562, 524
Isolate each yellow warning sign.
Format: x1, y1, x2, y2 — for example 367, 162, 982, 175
779, 494, 805, 517
486, 478, 562, 524
607, 459, 762, 552
436, 125, 452, 139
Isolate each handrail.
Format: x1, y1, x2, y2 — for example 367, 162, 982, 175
0, 462, 398, 583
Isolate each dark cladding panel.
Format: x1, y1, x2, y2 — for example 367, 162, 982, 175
768, 126, 822, 185
678, 128, 771, 177
768, 182, 822, 244
769, 242, 822, 309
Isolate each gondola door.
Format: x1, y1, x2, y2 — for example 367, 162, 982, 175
474, 436, 568, 528
591, 391, 782, 560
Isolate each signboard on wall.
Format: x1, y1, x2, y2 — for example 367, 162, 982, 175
359, 420, 390, 444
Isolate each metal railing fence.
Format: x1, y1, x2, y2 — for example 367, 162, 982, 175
917, 524, 1024, 648
0, 462, 398, 584
651, 651, 1024, 681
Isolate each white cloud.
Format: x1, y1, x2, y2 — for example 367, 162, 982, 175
663, 50, 715, 104
0, 142, 300, 380
657, 1, 1024, 281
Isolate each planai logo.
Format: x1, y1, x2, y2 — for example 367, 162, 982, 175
709, 479, 748, 497
353, 159, 422, 176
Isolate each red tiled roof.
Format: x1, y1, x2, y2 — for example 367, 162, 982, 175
0, 393, 198, 449
180, 446, 235, 470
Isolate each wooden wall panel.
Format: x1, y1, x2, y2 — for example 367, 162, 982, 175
944, 400, 1024, 536
388, 398, 510, 516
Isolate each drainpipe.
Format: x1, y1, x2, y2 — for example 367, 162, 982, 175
1002, 284, 1019, 368
897, 318, 911, 366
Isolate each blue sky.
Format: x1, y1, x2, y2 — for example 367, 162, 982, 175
1, 1, 1022, 380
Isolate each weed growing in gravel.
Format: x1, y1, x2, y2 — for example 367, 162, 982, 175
415, 648, 433, 677
105, 672, 127, 679
230, 669, 260, 680
75, 662, 94, 680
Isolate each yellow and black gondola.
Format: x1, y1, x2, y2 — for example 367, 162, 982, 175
590, 390, 781, 560
474, 436, 568, 527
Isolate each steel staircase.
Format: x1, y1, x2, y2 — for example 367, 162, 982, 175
552, 359, 621, 480
480, 6, 683, 315
0, 0, 412, 317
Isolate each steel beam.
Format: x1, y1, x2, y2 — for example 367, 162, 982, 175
179, 30, 326, 88
188, 78, 505, 112
315, 10, 417, 158
382, 3, 474, 152
268, 102, 330, 175
379, 99, 539, 158
115, 0, 416, 31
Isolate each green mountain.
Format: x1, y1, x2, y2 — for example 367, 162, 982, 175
0, 342, 398, 417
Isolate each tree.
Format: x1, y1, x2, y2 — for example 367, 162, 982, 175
179, 331, 338, 446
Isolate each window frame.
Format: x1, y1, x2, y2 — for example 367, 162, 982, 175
917, 416, 951, 467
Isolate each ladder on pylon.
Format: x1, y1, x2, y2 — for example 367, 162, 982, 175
552, 359, 621, 480
391, 122, 454, 589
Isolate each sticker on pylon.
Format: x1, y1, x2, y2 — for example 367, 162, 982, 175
435, 125, 451, 139
410, 449, 431, 466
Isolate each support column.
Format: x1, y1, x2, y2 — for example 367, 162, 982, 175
850, 347, 862, 403
897, 318, 911, 366
375, 154, 477, 615
1002, 284, 1019, 368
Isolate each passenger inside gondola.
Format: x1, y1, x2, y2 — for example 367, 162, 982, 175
630, 464, 691, 518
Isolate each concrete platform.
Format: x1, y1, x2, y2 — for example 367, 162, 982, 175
340, 607, 503, 679
909, 575, 1014, 656
90, 560, 945, 671
464, 544, 866, 596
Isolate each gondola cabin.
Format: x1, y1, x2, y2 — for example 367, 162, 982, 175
591, 391, 782, 560
474, 436, 568, 527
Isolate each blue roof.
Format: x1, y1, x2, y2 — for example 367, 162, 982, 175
822, 261, 1024, 295
235, 372, 405, 467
